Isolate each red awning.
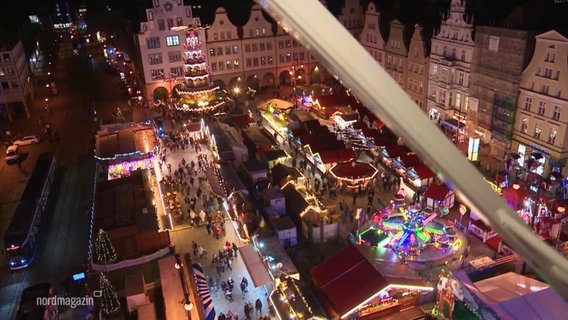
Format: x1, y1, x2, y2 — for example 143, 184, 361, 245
310, 245, 388, 317
412, 164, 435, 179
399, 154, 420, 168
384, 145, 405, 158
424, 184, 451, 200
319, 148, 356, 164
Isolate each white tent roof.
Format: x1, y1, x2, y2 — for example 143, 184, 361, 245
240, 244, 273, 287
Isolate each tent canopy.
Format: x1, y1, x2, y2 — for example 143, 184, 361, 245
240, 244, 273, 287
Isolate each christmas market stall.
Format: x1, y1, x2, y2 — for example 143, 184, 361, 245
310, 245, 433, 319
225, 191, 262, 242
280, 180, 337, 243
423, 183, 455, 209
329, 161, 379, 191
260, 98, 294, 138
390, 154, 421, 176
183, 118, 209, 143
440, 270, 568, 320
95, 122, 160, 180
379, 145, 407, 167
404, 164, 436, 191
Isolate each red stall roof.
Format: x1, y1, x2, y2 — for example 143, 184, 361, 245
384, 145, 406, 158
319, 148, 356, 164
398, 154, 421, 168
412, 164, 435, 179
424, 184, 451, 200
311, 245, 389, 318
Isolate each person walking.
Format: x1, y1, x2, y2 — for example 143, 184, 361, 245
255, 298, 263, 314
232, 242, 238, 258
244, 302, 251, 320
226, 257, 233, 271
241, 277, 248, 292
240, 280, 247, 298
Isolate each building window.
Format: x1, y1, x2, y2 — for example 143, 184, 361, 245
158, 19, 165, 31
246, 58, 252, 67
253, 57, 259, 66
176, 17, 183, 26
151, 69, 164, 80
461, 49, 466, 61
549, 128, 557, 145
226, 60, 232, 70
227, 31, 232, 39
245, 44, 251, 53
544, 68, 553, 78
1, 81, 8, 89
147, 37, 160, 49
267, 42, 272, 50
261, 56, 266, 65
216, 48, 223, 56
260, 42, 265, 51
166, 35, 179, 47
209, 48, 215, 56
553, 105, 561, 120
252, 44, 258, 52
537, 101, 546, 115
218, 62, 224, 71
167, 19, 174, 29
220, 32, 225, 40
268, 56, 273, 64
10, 80, 18, 88
210, 63, 217, 72
213, 33, 218, 41
148, 53, 162, 65
524, 96, 532, 111
232, 46, 238, 54
458, 72, 464, 86
233, 59, 240, 69
170, 67, 183, 77
521, 118, 528, 133
534, 125, 542, 139
225, 47, 231, 55
168, 51, 181, 62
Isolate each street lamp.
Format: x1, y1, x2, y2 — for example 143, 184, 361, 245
174, 254, 193, 319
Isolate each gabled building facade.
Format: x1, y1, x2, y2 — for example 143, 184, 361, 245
470, 26, 536, 158
205, 7, 242, 89
358, 2, 385, 68
427, 0, 475, 131
407, 24, 429, 113
136, 0, 202, 103
337, 0, 365, 38
512, 30, 568, 175
384, 19, 408, 89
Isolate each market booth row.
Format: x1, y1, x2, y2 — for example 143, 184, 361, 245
91, 121, 171, 272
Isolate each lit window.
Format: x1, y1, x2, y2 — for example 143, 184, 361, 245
166, 35, 179, 47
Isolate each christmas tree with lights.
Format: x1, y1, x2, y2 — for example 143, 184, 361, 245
95, 229, 117, 264
99, 272, 120, 314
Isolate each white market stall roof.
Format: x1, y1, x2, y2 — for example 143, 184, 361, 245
260, 98, 294, 111
240, 244, 273, 287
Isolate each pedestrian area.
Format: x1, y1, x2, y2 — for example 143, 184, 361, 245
158, 119, 275, 319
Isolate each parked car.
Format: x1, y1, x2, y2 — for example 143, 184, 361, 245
5, 145, 20, 163
13, 135, 40, 146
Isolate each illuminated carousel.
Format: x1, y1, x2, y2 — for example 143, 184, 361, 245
359, 203, 465, 263
172, 25, 230, 113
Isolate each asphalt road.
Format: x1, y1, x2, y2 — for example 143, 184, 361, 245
0, 35, 130, 319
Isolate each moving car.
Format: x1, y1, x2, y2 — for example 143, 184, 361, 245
13, 135, 40, 146
5, 145, 20, 163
